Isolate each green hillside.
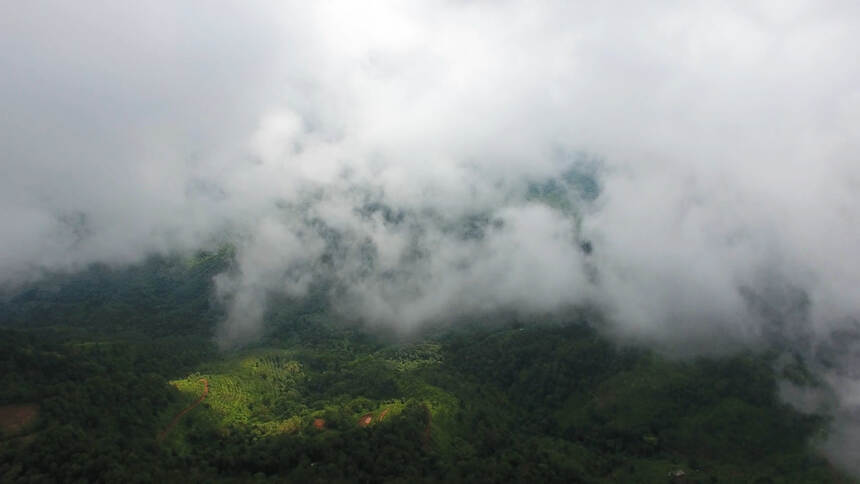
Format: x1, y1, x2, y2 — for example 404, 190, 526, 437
0, 253, 852, 482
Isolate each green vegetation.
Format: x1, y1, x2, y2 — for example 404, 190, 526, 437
0, 252, 853, 482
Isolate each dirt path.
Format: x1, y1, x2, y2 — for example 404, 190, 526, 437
378, 408, 390, 422
157, 378, 209, 442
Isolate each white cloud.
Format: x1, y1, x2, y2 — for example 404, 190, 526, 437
3, 0, 860, 471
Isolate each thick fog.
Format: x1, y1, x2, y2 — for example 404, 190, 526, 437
2, 0, 860, 472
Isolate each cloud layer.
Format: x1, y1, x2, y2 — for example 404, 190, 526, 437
2, 0, 860, 472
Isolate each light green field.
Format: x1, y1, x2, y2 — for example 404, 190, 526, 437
166, 344, 450, 444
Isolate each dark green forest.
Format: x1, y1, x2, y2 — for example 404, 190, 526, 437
0, 250, 852, 483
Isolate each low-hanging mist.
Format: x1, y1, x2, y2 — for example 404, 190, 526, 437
2, 0, 860, 473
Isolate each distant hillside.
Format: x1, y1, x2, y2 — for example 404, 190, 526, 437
0, 255, 853, 482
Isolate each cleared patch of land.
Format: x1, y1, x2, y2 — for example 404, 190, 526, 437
358, 413, 373, 427
0, 404, 38, 436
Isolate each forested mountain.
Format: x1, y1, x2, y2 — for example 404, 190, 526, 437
0, 251, 850, 483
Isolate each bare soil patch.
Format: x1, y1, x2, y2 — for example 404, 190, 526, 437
0, 404, 38, 435
313, 418, 326, 430
358, 413, 373, 427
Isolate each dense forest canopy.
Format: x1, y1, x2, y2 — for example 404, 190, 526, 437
0, 252, 853, 482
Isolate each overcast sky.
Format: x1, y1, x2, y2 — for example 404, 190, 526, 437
2, 0, 860, 470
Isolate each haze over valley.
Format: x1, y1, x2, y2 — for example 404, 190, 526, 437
2, 2, 860, 481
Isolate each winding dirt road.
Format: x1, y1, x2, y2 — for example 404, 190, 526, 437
157, 378, 209, 442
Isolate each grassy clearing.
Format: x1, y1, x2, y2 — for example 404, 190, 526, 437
163, 341, 459, 449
